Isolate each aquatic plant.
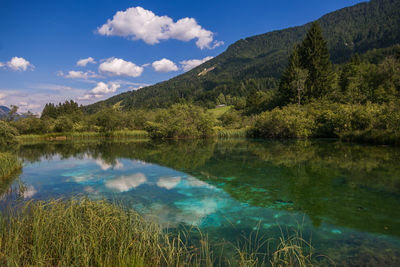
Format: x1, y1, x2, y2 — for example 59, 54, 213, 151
218, 128, 249, 138
0, 198, 214, 267
17, 130, 149, 142
0, 197, 321, 267
0, 152, 21, 178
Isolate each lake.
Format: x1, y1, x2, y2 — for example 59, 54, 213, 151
2, 138, 400, 266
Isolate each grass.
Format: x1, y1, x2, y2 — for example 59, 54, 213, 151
0, 152, 21, 178
0, 198, 212, 267
17, 130, 149, 142
0, 197, 321, 267
208, 106, 232, 119
218, 128, 249, 138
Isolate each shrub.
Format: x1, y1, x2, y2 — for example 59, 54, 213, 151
145, 104, 215, 139
251, 105, 315, 138
0, 120, 19, 146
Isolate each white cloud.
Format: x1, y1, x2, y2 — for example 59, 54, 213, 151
152, 58, 178, 72
99, 58, 144, 77
157, 176, 181, 190
58, 70, 99, 79
97, 6, 223, 49
180, 56, 213, 72
0, 62, 4, 68
77, 57, 96, 67
7, 57, 34, 71
105, 173, 147, 192
0, 85, 88, 113
78, 81, 120, 101
18, 101, 41, 110
0, 92, 6, 105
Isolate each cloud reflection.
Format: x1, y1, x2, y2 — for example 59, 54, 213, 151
95, 159, 124, 171
105, 173, 147, 192
157, 176, 181, 190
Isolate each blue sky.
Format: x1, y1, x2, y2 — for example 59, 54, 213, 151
0, 0, 365, 113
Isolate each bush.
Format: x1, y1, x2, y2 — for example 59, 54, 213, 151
145, 104, 215, 139
251, 105, 315, 138
0, 120, 19, 146
54, 116, 74, 133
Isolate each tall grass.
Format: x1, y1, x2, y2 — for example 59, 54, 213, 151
18, 130, 149, 142
0, 197, 321, 266
0, 152, 21, 178
0, 198, 213, 267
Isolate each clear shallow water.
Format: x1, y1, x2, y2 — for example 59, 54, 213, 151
2, 139, 400, 266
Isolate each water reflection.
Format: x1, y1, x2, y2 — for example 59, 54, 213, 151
2, 139, 400, 266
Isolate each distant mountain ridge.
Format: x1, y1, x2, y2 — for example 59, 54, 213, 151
85, 0, 400, 112
0, 106, 10, 119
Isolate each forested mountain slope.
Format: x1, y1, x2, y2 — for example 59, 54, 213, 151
85, 0, 400, 112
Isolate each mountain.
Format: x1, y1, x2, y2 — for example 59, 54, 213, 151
0, 106, 10, 119
85, 0, 400, 113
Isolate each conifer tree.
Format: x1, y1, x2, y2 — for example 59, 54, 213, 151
299, 21, 334, 99
279, 21, 334, 105
278, 45, 304, 104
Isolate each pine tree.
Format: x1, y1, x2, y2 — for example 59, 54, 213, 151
278, 21, 334, 105
299, 21, 334, 99
278, 44, 304, 104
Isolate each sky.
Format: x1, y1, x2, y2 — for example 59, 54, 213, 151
0, 0, 365, 113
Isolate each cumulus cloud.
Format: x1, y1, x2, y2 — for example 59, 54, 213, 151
77, 57, 96, 67
6, 57, 34, 71
78, 82, 120, 101
18, 101, 41, 110
58, 70, 99, 79
0, 62, 4, 68
0, 85, 87, 113
0, 92, 6, 105
105, 173, 147, 192
99, 58, 144, 77
152, 58, 178, 72
97, 6, 223, 49
180, 56, 213, 72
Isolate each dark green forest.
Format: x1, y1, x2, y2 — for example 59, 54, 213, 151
85, 0, 400, 112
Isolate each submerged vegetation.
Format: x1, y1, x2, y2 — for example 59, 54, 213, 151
0, 197, 318, 267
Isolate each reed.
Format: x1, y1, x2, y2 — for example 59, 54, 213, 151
0, 198, 213, 267
0, 197, 321, 266
218, 128, 249, 138
0, 152, 21, 178
18, 130, 149, 142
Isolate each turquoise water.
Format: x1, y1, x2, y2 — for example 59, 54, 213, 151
3, 139, 400, 265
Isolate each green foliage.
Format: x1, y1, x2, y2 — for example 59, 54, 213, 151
251, 105, 315, 139
279, 22, 333, 104
0, 120, 19, 146
54, 116, 74, 133
251, 100, 400, 142
144, 104, 215, 139
0, 152, 21, 178
41, 100, 81, 120
0, 198, 216, 266
299, 22, 334, 99
85, 0, 400, 112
